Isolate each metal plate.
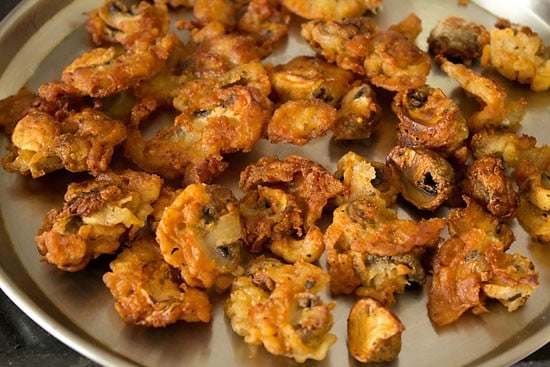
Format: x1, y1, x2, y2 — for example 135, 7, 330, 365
0, 1, 548, 366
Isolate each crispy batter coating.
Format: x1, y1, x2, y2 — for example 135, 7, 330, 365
462, 157, 518, 218
481, 19, 550, 92
86, 1, 170, 48
280, 0, 382, 21
2, 108, 127, 178
392, 85, 469, 157
333, 84, 381, 140
35, 170, 162, 271
268, 56, 356, 105
239, 155, 343, 262
103, 235, 212, 327
516, 162, 550, 242
387, 146, 455, 211
225, 257, 336, 363
428, 200, 539, 326
125, 84, 271, 183
39, 34, 177, 101
348, 297, 405, 363
301, 17, 380, 75
267, 99, 337, 146
388, 13, 422, 43
428, 16, 490, 64
439, 57, 527, 132
0, 88, 41, 135
156, 183, 242, 291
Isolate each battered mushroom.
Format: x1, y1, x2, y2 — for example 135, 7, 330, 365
103, 235, 212, 327
481, 18, 550, 92
392, 85, 469, 157
428, 210, 539, 326
2, 108, 127, 178
268, 56, 356, 106
462, 156, 519, 218
348, 297, 405, 363
428, 16, 490, 64
225, 257, 336, 363
239, 155, 343, 262
438, 57, 527, 132
279, 0, 382, 21
0, 88, 41, 135
387, 146, 455, 211
333, 84, 381, 140
156, 183, 243, 291
35, 170, 162, 271
267, 99, 337, 146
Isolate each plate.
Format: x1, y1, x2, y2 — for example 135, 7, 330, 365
0, 1, 549, 366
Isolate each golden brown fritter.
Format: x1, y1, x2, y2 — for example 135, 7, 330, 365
2, 108, 127, 178
86, 0, 170, 48
267, 99, 337, 146
280, 0, 382, 21
0, 88, 41, 135
439, 57, 527, 132
225, 257, 336, 363
268, 56, 356, 105
125, 84, 271, 184
103, 235, 212, 327
462, 156, 519, 218
387, 146, 455, 211
35, 170, 162, 271
156, 183, 242, 291
392, 85, 469, 157
428, 16, 490, 64
239, 155, 343, 262
481, 18, 550, 92
348, 297, 405, 363
333, 83, 381, 140
388, 13, 422, 43
428, 219, 539, 326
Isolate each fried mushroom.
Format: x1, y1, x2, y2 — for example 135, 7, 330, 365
333, 84, 381, 140
387, 146, 455, 211
279, 0, 382, 21
156, 183, 242, 291
225, 257, 336, 363
35, 170, 162, 271
103, 235, 212, 327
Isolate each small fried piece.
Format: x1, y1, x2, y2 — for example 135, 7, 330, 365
268, 56, 355, 106
103, 235, 211, 327
392, 85, 469, 157
3, 108, 127, 178
0, 88, 41, 135
333, 84, 381, 140
156, 183, 242, 291
516, 162, 550, 242
388, 12, 422, 43
280, 0, 382, 21
348, 297, 405, 363
225, 257, 336, 363
35, 170, 162, 271
428, 16, 490, 64
439, 57, 527, 132
462, 157, 518, 218
267, 99, 337, 146
387, 146, 455, 211
481, 19, 550, 92
86, 1, 170, 48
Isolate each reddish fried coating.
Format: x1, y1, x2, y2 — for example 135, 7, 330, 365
428, 16, 490, 64
333, 84, 381, 140
0, 88, 41, 135
125, 84, 271, 184
392, 85, 469, 157
103, 235, 211, 327
225, 257, 336, 363
2, 108, 127, 178
39, 34, 177, 101
280, 0, 382, 21
462, 157, 519, 218
267, 99, 337, 146
35, 170, 162, 271
86, 1, 170, 48
156, 184, 242, 291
